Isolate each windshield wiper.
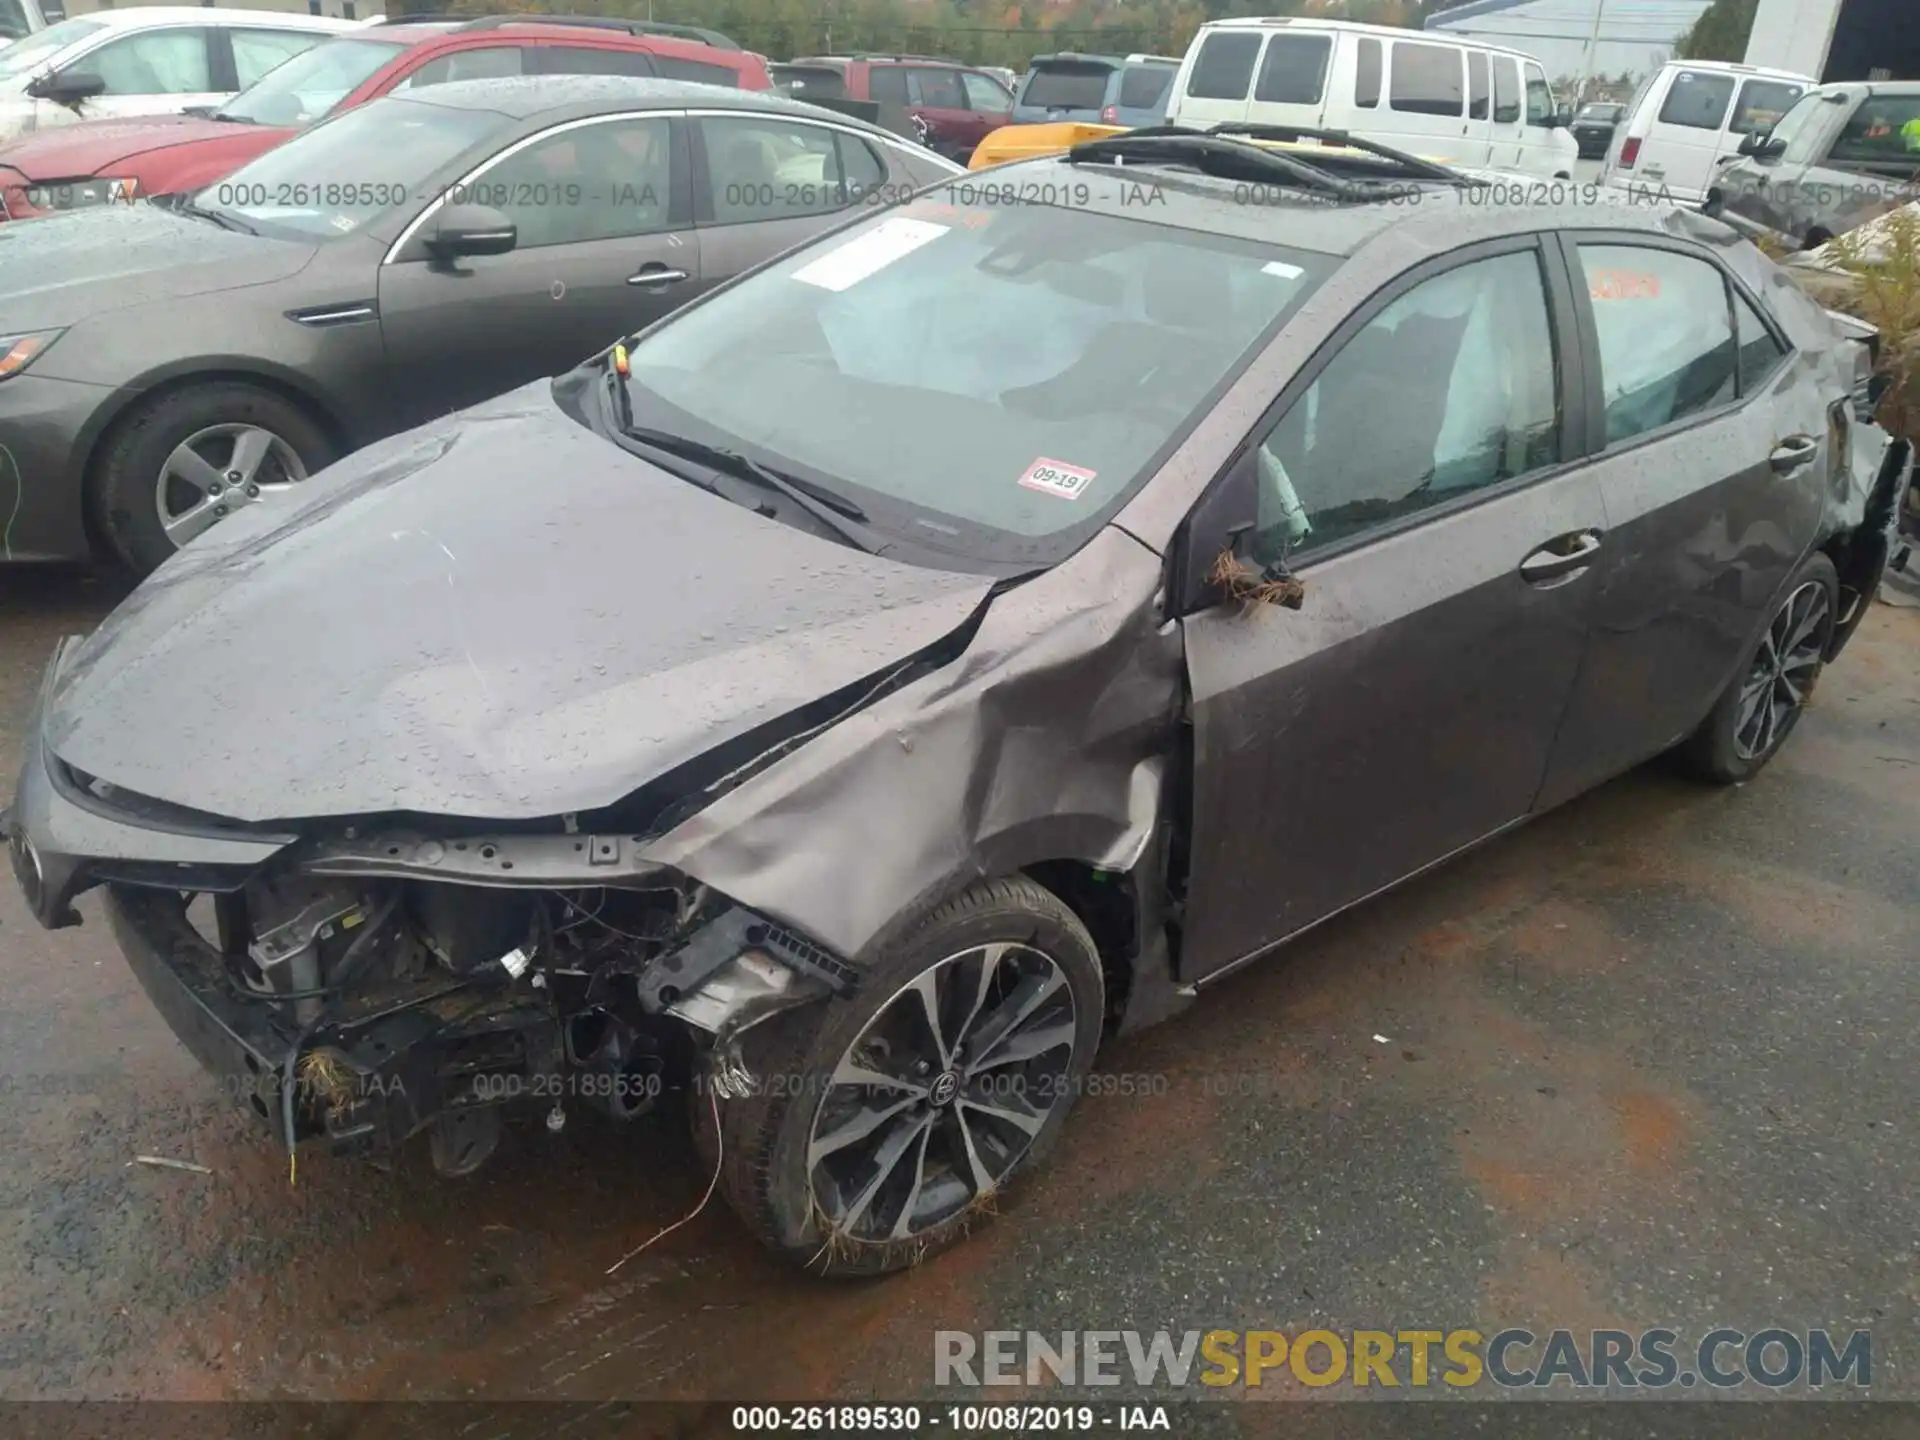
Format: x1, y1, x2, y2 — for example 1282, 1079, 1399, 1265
173, 196, 256, 234
618, 419, 878, 550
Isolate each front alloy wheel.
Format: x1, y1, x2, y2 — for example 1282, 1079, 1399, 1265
158, 423, 309, 548
806, 942, 1077, 1244
704, 876, 1105, 1275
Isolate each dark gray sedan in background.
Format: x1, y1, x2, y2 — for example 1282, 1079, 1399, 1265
6, 132, 1911, 1276
0, 75, 957, 573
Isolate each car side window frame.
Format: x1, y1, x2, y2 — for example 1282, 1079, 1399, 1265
687, 112, 875, 228
1550, 229, 1798, 461
382, 110, 694, 265
1171, 234, 1589, 616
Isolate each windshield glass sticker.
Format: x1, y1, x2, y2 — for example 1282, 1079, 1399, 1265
1018, 458, 1097, 500
792, 217, 949, 292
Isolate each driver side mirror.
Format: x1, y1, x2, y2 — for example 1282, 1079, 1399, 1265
1739, 131, 1787, 160
423, 203, 516, 260
25, 70, 105, 105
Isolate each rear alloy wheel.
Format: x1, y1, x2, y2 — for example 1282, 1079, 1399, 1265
1681, 552, 1838, 784
703, 877, 1105, 1275
91, 381, 335, 576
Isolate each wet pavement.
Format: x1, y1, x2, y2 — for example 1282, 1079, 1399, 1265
0, 563, 1915, 1406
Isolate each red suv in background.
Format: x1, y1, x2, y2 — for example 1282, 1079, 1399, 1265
0, 14, 770, 221
770, 54, 1011, 162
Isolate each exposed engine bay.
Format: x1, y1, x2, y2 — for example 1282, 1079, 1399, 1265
109, 852, 857, 1179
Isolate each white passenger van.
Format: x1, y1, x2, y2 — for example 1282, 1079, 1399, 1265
1600, 59, 1813, 205
1165, 18, 1579, 179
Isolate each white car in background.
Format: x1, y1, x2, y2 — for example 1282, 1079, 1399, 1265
0, 8, 356, 141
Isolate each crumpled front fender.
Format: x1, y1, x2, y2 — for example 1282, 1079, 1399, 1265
638, 525, 1185, 963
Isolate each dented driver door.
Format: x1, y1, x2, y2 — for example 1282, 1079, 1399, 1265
1175, 240, 1608, 982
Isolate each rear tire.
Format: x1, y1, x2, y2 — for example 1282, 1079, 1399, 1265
1679, 552, 1838, 785
90, 381, 334, 577
699, 877, 1104, 1276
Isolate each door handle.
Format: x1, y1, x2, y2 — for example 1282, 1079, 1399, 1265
1770, 434, 1819, 474
1519, 529, 1604, 584
628, 264, 689, 288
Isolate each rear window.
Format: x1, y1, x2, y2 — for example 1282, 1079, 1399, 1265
1657, 70, 1735, 131
1730, 78, 1806, 134
770, 63, 846, 99
1390, 41, 1464, 117
1185, 30, 1260, 101
1254, 33, 1330, 106
1020, 59, 1114, 111
1117, 63, 1172, 111
655, 55, 738, 87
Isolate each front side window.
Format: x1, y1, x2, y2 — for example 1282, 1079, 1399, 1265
961, 71, 1011, 111
1657, 70, 1735, 130
1254, 33, 1330, 106
703, 116, 861, 225
204, 96, 510, 239
1830, 93, 1920, 164
1492, 55, 1519, 124
1575, 244, 1737, 445
1524, 63, 1554, 126
394, 45, 521, 89
1391, 42, 1463, 118
68, 28, 211, 94
1186, 31, 1260, 101
1731, 78, 1806, 135
1251, 251, 1560, 560
217, 36, 403, 126
620, 199, 1331, 565
470, 116, 672, 248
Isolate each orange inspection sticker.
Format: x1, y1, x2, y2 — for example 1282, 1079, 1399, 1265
1589, 269, 1661, 301
1018, 457, 1097, 500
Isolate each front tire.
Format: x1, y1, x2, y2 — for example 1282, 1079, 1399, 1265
1680, 552, 1837, 784
90, 381, 335, 576
703, 877, 1105, 1275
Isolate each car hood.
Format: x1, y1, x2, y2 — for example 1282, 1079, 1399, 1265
45, 383, 996, 825
0, 114, 267, 178
0, 200, 316, 327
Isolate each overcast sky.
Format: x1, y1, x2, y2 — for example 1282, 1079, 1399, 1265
1428, 0, 1714, 80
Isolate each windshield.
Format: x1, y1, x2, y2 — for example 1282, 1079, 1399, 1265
0, 17, 103, 79
199, 96, 510, 239
619, 195, 1330, 567
217, 36, 404, 126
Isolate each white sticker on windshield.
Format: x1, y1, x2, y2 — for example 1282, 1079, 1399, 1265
330, 214, 358, 232
1262, 260, 1304, 280
791, 217, 949, 292
1018, 457, 1096, 501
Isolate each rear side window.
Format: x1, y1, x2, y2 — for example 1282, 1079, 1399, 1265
771, 63, 847, 99
1576, 244, 1737, 445
1390, 41, 1464, 118
654, 55, 737, 87
1734, 292, 1788, 394
1467, 50, 1488, 120
1020, 60, 1111, 111
1185, 30, 1260, 101
1355, 36, 1380, 108
868, 65, 909, 105
1732, 78, 1805, 134
1117, 64, 1171, 111
1492, 55, 1519, 123
702, 115, 861, 224
1254, 33, 1330, 105
1657, 70, 1735, 130
536, 46, 655, 78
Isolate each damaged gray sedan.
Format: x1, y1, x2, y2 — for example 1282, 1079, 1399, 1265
6, 130, 1913, 1275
